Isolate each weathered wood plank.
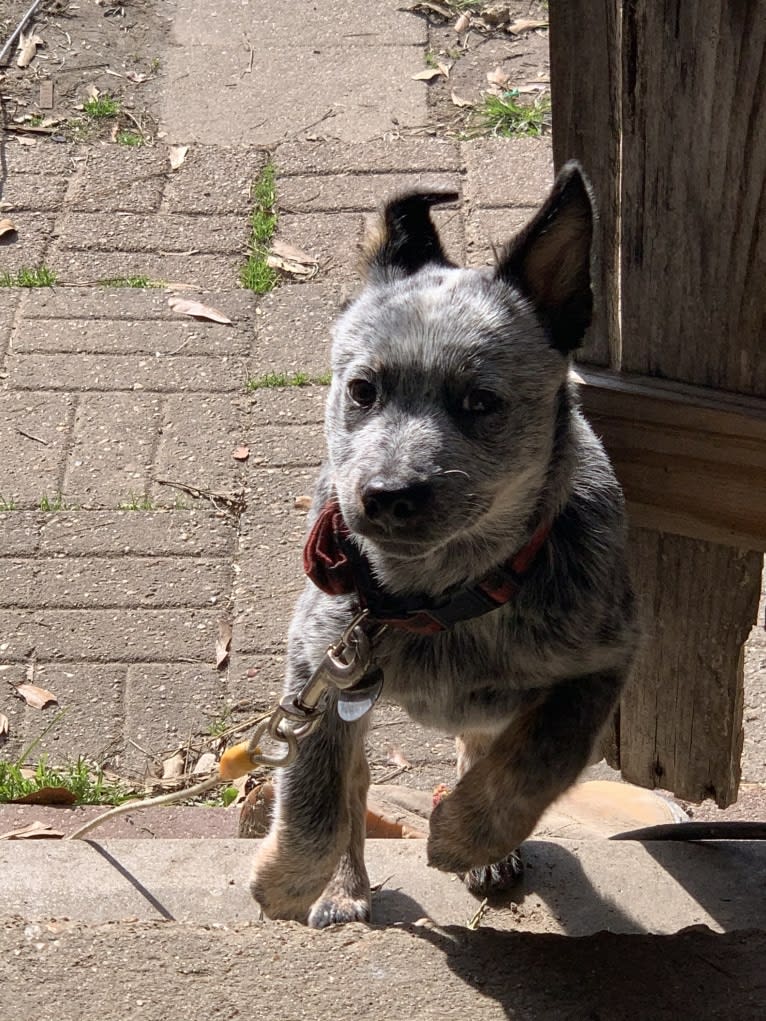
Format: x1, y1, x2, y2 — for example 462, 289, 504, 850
621, 0, 766, 395
619, 529, 762, 806
549, 0, 620, 367
576, 368, 766, 549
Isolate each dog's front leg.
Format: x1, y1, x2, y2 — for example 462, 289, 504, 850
428, 670, 624, 876
250, 700, 370, 925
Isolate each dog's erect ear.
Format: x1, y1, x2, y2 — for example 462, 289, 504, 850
495, 162, 594, 353
364, 190, 459, 281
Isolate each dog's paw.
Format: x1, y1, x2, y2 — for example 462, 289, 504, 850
427, 790, 511, 874
250, 840, 323, 922
308, 893, 370, 929
464, 851, 523, 899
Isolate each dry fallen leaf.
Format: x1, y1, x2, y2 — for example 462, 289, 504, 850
216, 619, 233, 670
85, 83, 100, 100
12, 786, 77, 806
482, 4, 510, 25
487, 66, 511, 87
270, 239, 318, 267
387, 747, 413, 770
294, 494, 312, 512
168, 144, 188, 170
508, 18, 548, 34
0, 712, 8, 736
451, 90, 474, 108
454, 13, 470, 33
0, 822, 64, 840
17, 31, 43, 68
232, 445, 250, 461
15, 683, 58, 710
162, 749, 186, 780
193, 751, 217, 775
412, 67, 446, 81
167, 297, 233, 324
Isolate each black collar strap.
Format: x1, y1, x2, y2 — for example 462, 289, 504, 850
303, 500, 551, 636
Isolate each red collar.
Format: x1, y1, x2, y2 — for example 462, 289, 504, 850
303, 499, 551, 636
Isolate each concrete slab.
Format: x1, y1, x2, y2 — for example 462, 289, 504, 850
161, 45, 428, 145
462, 136, 554, 208
278, 172, 462, 213
276, 138, 462, 175
0, 392, 72, 507
18, 286, 256, 321
465, 205, 537, 266
252, 285, 339, 375
0, 212, 55, 272
1, 837, 764, 936
1, 915, 764, 1021
13, 318, 250, 357
44, 247, 243, 290
162, 146, 270, 214
55, 212, 248, 255
64, 148, 167, 212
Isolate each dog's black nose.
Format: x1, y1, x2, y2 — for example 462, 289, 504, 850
361, 482, 433, 525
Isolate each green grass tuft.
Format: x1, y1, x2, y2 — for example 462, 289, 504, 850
245, 370, 315, 391
116, 130, 144, 147
0, 495, 17, 511
98, 275, 160, 288
0, 266, 57, 288
83, 94, 121, 119
240, 163, 280, 294
118, 495, 155, 511
0, 756, 128, 806
39, 494, 66, 512
477, 89, 551, 137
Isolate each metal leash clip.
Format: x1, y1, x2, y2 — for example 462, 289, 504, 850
244, 610, 385, 768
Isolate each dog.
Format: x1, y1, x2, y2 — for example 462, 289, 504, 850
250, 163, 640, 927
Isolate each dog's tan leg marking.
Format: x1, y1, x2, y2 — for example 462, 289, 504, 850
455, 731, 494, 779
308, 740, 371, 927
429, 674, 622, 873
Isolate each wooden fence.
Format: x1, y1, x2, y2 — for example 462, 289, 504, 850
550, 0, 765, 805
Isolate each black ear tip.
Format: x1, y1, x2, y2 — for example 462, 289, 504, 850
384, 190, 460, 219
554, 162, 594, 212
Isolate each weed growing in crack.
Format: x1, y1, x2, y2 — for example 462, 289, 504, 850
240, 163, 279, 294
0, 266, 57, 287
0, 495, 17, 511
477, 89, 550, 137
84, 94, 121, 119
0, 756, 129, 806
118, 495, 155, 510
245, 370, 332, 391
116, 129, 144, 147
39, 494, 66, 512
98, 276, 160, 288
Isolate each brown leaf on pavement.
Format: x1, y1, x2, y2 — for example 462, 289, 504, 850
266, 239, 319, 278
487, 66, 511, 87
0, 218, 17, 240
17, 31, 44, 69
451, 90, 474, 108
508, 18, 548, 34
232, 445, 250, 462
14, 683, 58, 710
161, 749, 186, 780
454, 13, 470, 33
12, 786, 77, 806
168, 144, 188, 170
193, 751, 217, 775
0, 821, 65, 840
216, 619, 233, 670
412, 67, 446, 81
167, 297, 233, 324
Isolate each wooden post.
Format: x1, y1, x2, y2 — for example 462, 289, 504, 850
550, 0, 765, 805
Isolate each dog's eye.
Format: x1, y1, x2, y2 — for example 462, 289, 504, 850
347, 378, 377, 408
461, 388, 500, 414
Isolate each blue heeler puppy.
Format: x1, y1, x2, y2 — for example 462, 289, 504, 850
250, 163, 640, 926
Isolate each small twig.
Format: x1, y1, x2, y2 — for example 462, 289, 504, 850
16, 427, 48, 445
467, 897, 489, 931
374, 764, 411, 784
152, 477, 246, 515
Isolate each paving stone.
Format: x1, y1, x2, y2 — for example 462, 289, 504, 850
246, 386, 326, 426
0, 393, 72, 506
0, 290, 21, 358
63, 393, 161, 506
37, 510, 237, 558
431, 206, 466, 265
0, 557, 231, 609
122, 663, 230, 771
172, 0, 427, 47
162, 147, 270, 214
0, 213, 55, 272
43, 248, 242, 289
64, 147, 167, 212
8, 351, 246, 391
151, 394, 249, 500
227, 653, 287, 708
233, 468, 320, 653
0, 512, 43, 555
19, 285, 256, 321
276, 138, 462, 175
278, 172, 462, 213
0, 608, 223, 662
465, 206, 538, 267
3, 141, 80, 175
55, 213, 247, 254
162, 45, 427, 146
247, 424, 324, 469
275, 212, 365, 282
15, 664, 127, 766
462, 137, 554, 208
251, 284, 340, 376
13, 318, 250, 357
0, 173, 69, 211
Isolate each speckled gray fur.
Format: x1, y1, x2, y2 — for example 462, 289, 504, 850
250, 165, 640, 927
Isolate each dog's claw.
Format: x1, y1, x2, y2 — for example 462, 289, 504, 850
464, 851, 524, 899
308, 896, 370, 929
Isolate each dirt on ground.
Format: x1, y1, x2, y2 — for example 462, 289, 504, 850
0, 0, 169, 146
